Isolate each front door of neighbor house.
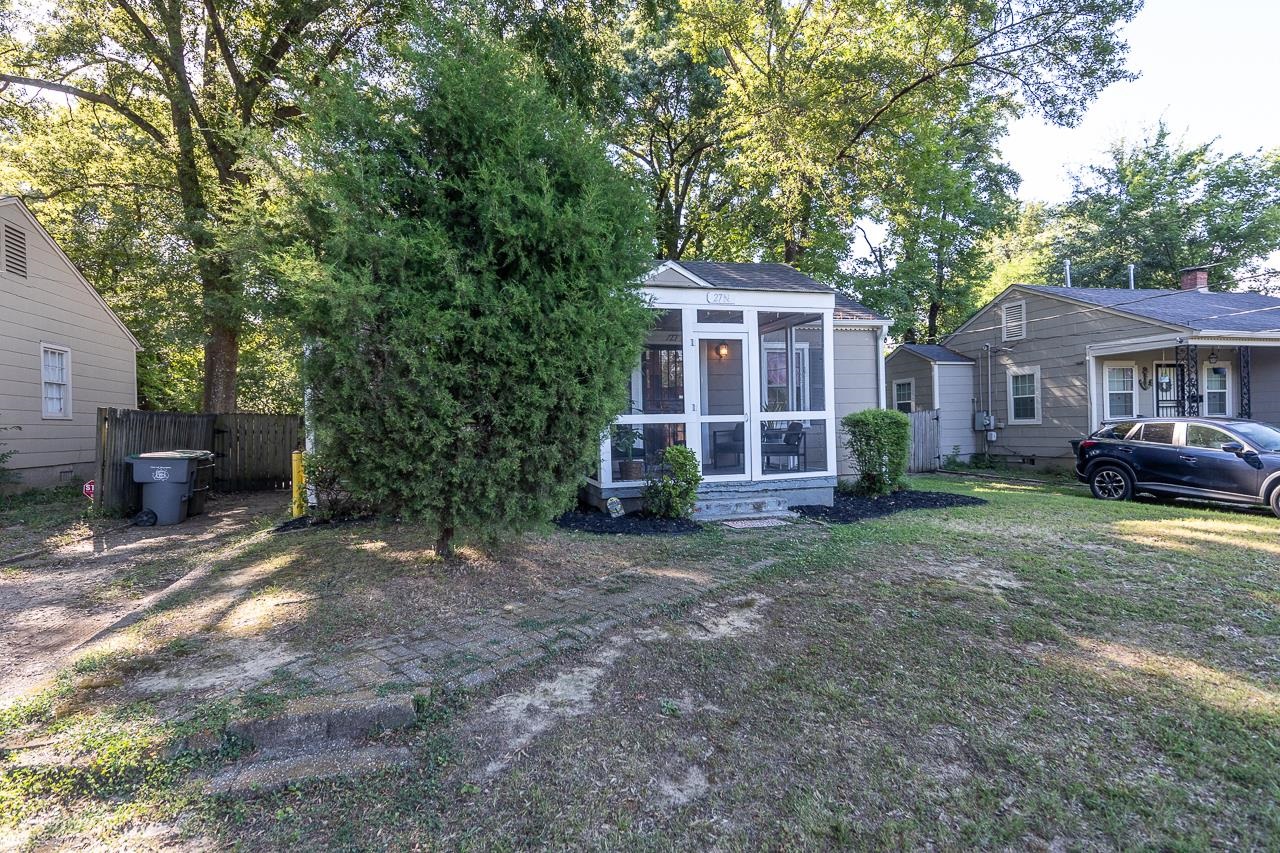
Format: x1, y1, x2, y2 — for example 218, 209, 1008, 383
1155, 363, 1184, 417
694, 332, 750, 480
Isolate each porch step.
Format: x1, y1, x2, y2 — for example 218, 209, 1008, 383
695, 495, 795, 520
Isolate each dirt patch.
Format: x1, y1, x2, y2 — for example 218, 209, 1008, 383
792, 489, 986, 523
554, 509, 703, 536
656, 765, 709, 806
637, 594, 771, 642
909, 557, 1024, 591
133, 638, 298, 693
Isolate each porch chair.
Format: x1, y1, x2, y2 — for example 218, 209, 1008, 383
761, 421, 807, 471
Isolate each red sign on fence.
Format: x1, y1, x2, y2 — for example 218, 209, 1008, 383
83, 480, 94, 500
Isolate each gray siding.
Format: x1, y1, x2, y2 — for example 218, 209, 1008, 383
1250, 348, 1280, 424
834, 327, 881, 476
884, 349, 934, 411
0, 202, 138, 486
936, 363, 976, 460
945, 289, 1173, 466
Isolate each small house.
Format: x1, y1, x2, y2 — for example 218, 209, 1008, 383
883, 344, 977, 466
586, 261, 890, 517
0, 198, 140, 487
886, 267, 1280, 469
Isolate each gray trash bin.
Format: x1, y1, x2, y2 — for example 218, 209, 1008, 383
127, 451, 207, 525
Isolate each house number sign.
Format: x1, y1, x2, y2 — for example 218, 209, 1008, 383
706, 292, 735, 304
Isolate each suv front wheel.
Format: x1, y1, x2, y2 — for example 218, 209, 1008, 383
1090, 465, 1133, 502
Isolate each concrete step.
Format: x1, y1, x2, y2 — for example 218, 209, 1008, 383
224, 694, 416, 750
208, 744, 416, 796
695, 495, 794, 520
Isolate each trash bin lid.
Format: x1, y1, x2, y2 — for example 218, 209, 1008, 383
130, 450, 212, 460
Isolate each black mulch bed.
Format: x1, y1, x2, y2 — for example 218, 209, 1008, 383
791, 489, 987, 524
554, 509, 703, 536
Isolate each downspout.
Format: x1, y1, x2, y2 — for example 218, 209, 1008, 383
875, 325, 886, 409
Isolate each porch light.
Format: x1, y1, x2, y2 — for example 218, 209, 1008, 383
716, 341, 731, 359
1208, 348, 1219, 364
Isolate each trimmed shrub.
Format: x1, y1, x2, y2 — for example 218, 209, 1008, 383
643, 445, 701, 519
842, 408, 910, 495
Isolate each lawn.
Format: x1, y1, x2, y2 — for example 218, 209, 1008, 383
2, 475, 1277, 849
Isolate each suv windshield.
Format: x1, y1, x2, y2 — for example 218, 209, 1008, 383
1231, 421, 1280, 452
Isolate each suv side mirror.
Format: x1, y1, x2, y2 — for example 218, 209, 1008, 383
1221, 441, 1245, 455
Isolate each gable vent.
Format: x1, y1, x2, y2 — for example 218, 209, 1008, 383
3, 224, 27, 278
1001, 300, 1026, 342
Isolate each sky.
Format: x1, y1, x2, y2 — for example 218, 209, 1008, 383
1002, 0, 1280, 204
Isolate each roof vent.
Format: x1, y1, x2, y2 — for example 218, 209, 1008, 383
3, 223, 26, 278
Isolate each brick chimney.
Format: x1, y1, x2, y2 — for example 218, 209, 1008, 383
1179, 266, 1209, 291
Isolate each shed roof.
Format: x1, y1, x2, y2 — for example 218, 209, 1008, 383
1023, 284, 1280, 334
892, 343, 974, 363
833, 292, 885, 323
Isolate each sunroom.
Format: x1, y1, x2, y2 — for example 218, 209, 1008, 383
584, 261, 886, 518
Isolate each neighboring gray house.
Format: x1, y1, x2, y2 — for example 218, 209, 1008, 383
889, 267, 1280, 469
587, 260, 889, 517
0, 198, 140, 487
883, 344, 977, 465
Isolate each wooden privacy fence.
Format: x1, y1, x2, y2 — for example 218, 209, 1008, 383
94, 408, 303, 515
908, 409, 940, 473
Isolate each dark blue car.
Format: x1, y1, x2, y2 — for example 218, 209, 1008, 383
1074, 417, 1280, 517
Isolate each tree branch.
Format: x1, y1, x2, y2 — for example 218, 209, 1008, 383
0, 73, 168, 145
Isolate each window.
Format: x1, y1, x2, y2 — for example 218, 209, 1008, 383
1006, 366, 1040, 424
3, 224, 26, 278
758, 311, 824, 413
1095, 421, 1139, 440
41, 344, 71, 419
1104, 364, 1136, 419
1204, 365, 1230, 417
893, 380, 914, 413
1135, 422, 1175, 444
1186, 424, 1234, 450
1001, 300, 1026, 341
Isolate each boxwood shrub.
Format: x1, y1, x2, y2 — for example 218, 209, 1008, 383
842, 409, 910, 495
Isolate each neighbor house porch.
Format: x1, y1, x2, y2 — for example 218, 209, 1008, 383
1085, 333, 1280, 428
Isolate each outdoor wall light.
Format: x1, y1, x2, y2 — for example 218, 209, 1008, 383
716, 341, 731, 359
1208, 348, 1219, 364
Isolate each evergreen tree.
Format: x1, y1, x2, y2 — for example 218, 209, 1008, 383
292, 23, 654, 556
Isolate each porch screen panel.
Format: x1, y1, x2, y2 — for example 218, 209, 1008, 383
758, 312, 826, 412
759, 419, 828, 476
628, 310, 684, 415
610, 422, 686, 482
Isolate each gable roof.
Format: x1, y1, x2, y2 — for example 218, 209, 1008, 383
1018, 284, 1280, 334
648, 260, 889, 325
890, 343, 973, 364
0, 197, 142, 349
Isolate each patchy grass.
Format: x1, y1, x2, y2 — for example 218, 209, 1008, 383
0, 484, 104, 561
3, 476, 1278, 848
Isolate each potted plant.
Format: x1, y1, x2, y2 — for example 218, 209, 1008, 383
614, 426, 644, 481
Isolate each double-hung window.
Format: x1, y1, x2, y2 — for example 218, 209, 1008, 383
893, 380, 914, 413
1104, 363, 1136, 420
41, 344, 71, 419
1007, 366, 1040, 424
1204, 365, 1230, 417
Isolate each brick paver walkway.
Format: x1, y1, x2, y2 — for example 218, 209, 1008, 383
284, 551, 782, 695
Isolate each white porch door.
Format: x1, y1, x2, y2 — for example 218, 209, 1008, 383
692, 332, 750, 480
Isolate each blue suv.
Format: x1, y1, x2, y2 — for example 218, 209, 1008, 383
1074, 417, 1280, 517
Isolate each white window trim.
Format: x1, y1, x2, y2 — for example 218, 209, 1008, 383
1006, 364, 1041, 425
40, 342, 72, 420
1202, 362, 1232, 418
893, 378, 914, 413
1103, 361, 1137, 421
1001, 299, 1027, 342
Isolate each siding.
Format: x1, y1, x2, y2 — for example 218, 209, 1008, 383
834, 327, 881, 475
1249, 347, 1280, 424
0, 203, 138, 486
945, 289, 1174, 465
935, 363, 976, 460
884, 348, 934, 411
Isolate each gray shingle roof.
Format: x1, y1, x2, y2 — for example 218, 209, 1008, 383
675, 261, 832, 293
1025, 285, 1280, 334
833, 292, 886, 323
894, 343, 974, 363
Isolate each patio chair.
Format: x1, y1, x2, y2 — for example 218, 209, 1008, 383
711, 423, 745, 470
761, 421, 807, 471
